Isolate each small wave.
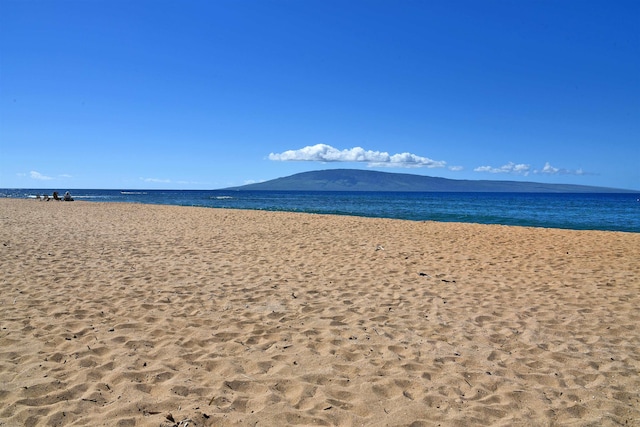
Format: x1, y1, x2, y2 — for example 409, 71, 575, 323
73, 195, 113, 199
121, 191, 147, 195
213, 196, 233, 200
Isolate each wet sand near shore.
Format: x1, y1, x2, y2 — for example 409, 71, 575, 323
1, 199, 639, 426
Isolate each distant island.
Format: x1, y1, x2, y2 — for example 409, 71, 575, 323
225, 169, 637, 193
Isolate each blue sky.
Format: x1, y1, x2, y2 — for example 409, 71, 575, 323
1, 0, 638, 190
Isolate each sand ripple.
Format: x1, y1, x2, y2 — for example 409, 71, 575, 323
1, 200, 639, 426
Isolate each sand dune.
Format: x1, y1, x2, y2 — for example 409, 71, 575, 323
1, 199, 638, 426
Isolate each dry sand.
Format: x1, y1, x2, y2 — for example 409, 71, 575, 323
1, 199, 639, 427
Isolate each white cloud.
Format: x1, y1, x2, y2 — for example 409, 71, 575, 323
30, 171, 53, 180
474, 162, 531, 175
26, 171, 72, 181
540, 162, 559, 174
475, 161, 590, 176
448, 165, 464, 171
140, 177, 171, 183
269, 144, 446, 168
534, 162, 586, 175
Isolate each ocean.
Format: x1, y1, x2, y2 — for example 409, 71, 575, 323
2, 189, 639, 233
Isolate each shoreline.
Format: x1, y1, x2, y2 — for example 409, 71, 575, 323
1, 199, 639, 426
2, 189, 639, 234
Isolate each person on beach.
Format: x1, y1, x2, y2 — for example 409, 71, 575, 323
52, 191, 61, 201
63, 191, 73, 201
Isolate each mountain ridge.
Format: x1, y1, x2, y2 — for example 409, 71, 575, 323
225, 169, 637, 193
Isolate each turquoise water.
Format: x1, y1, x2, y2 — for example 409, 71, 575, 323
2, 189, 639, 233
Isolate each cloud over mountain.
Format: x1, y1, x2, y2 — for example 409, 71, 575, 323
474, 162, 587, 176
269, 144, 446, 168
535, 162, 586, 175
474, 162, 531, 175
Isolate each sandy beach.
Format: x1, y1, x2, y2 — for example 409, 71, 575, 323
1, 199, 638, 426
